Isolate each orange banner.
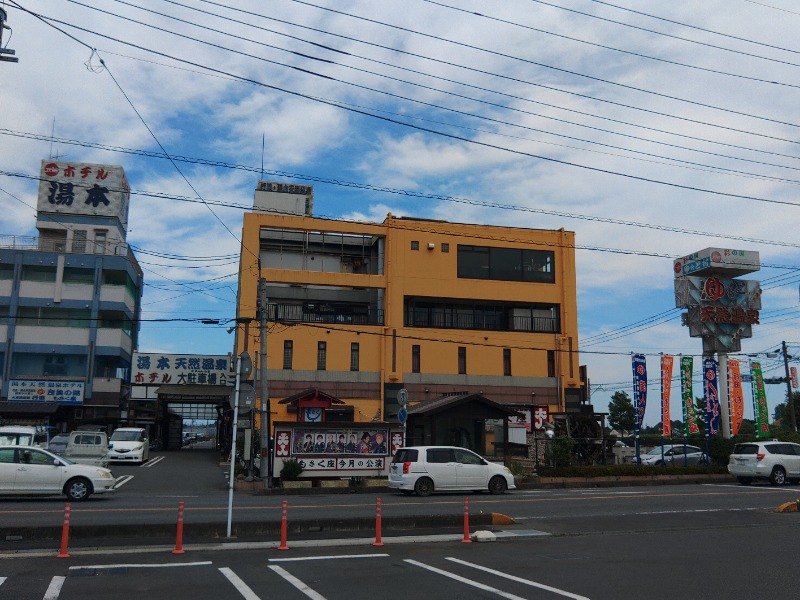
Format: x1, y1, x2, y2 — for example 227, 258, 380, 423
661, 355, 674, 437
728, 359, 744, 436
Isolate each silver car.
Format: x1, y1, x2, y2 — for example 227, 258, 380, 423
640, 444, 707, 466
0, 445, 116, 501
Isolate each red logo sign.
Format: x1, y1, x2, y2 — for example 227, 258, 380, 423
43, 163, 59, 177
703, 277, 726, 301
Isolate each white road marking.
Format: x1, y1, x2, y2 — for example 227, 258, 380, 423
142, 456, 165, 468
219, 567, 262, 600
0, 576, 5, 587
114, 475, 134, 488
69, 561, 211, 570
268, 565, 327, 600
43, 576, 65, 600
405, 559, 527, 600
447, 557, 591, 600
269, 553, 389, 562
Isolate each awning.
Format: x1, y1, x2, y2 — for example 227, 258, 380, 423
0, 402, 61, 415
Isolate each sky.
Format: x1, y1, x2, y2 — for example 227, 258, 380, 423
1, 0, 799, 427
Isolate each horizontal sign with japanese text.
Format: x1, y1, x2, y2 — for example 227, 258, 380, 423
8, 379, 85, 405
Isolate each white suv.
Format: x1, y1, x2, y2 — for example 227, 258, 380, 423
728, 441, 800, 485
388, 446, 515, 496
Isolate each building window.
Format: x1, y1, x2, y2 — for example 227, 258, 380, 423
411, 241, 419, 251
350, 342, 360, 371
458, 346, 466, 375
412, 345, 420, 373
441, 243, 449, 253
72, 230, 87, 253
94, 230, 108, 254
317, 341, 327, 371
503, 348, 511, 376
283, 340, 293, 370
547, 350, 556, 378
457, 245, 555, 283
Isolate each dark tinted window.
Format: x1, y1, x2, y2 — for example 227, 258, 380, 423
764, 444, 786, 455
392, 448, 418, 463
733, 444, 758, 455
427, 448, 455, 463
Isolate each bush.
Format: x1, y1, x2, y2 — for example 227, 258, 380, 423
279, 458, 304, 481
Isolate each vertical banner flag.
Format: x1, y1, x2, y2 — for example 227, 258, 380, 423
632, 354, 647, 436
703, 358, 721, 436
661, 355, 674, 437
681, 356, 699, 434
727, 359, 744, 437
750, 361, 770, 438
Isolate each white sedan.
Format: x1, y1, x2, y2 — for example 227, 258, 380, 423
0, 445, 116, 501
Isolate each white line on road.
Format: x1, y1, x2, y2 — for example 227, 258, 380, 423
447, 557, 591, 600
269, 553, 389, 562
43, 576, 65, 600
69, 561, 211, 570
405, 559, 528, 600
268, 565, 328, 600
142, 456, 165, 468
114, 475, 134, 488
0, 576, 5, 587
219, 567, 262, 600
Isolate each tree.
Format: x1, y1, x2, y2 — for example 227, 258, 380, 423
774, 391, 800, 431
608, 391, 634, 434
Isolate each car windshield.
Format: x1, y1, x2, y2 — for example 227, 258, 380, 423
111, 431, 141, 442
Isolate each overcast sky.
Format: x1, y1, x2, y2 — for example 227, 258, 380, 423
2, 0, 799, 426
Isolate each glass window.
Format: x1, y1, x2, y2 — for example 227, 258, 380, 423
458, 245, 555, 283
63, 267, 94, 285
458, 347, 466, 375
547, 350, 556, 378
21, 265, 56, 282
283, 340, 293, 370
317, 341, 327, 371
427, 448, 455, 463
0, 264, 14, 280
0, 448, 15, 463
454, 449, 482, 465
72, 230, 87, 253
412, 345, 420, 373
441, 243, 449, 253
411, 241, 419, 251
503, 348, 511, 376
350, 342, 360, 372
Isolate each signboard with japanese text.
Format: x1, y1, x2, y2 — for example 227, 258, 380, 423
533, 406, 549, 431
661, 355, 673, 437
750, 361, 770, 438
37, 160, 130, 227
681, 357, 700, 435
728, 359, 744, 437
703, 358, 721, 436
8, 380, 84, 405
131, 353, 232, 386
272, 422, 403, 477
631, 354, 647, 437
673, 248, 760, 279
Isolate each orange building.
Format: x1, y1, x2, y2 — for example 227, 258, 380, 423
234, 182, 583, 452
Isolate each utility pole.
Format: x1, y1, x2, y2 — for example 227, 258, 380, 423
258, 276, 272, 485
1, 8, 20, 63
783, 341, 797, 432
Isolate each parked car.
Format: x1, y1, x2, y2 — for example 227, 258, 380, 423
64, 430, 110, 468
0, 426, 50, 448
640, 444, 707, 466
47, 433, 70, 456
0, 445, 116, 501
388, 446, 515, 497
728, 441, 800, 485
108, 428, 149, 464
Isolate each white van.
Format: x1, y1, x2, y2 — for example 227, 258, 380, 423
64, 430, 110, 468
0, 426, 49, 448
108, 427, 149, 463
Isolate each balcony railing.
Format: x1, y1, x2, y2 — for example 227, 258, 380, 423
405, 311, 559, 333
269, 303, 384, 326
0, 235, 141, 276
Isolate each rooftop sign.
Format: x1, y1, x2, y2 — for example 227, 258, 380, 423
673, 248, 760, 279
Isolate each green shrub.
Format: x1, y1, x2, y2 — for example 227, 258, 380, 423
279, 458, 304, 481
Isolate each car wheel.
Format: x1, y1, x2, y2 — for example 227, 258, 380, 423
64, 477, 92, 501
736, 477, 753, 486
770, 466, 786, 486
414, 477, 434, 497
488, 475, 507, 495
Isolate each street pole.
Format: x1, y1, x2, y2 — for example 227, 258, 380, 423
226, 354, 242, 538
258, 277, 272, 486
783, 341, 797, 432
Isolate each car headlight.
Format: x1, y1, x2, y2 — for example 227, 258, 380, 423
95, 469, 114, 479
